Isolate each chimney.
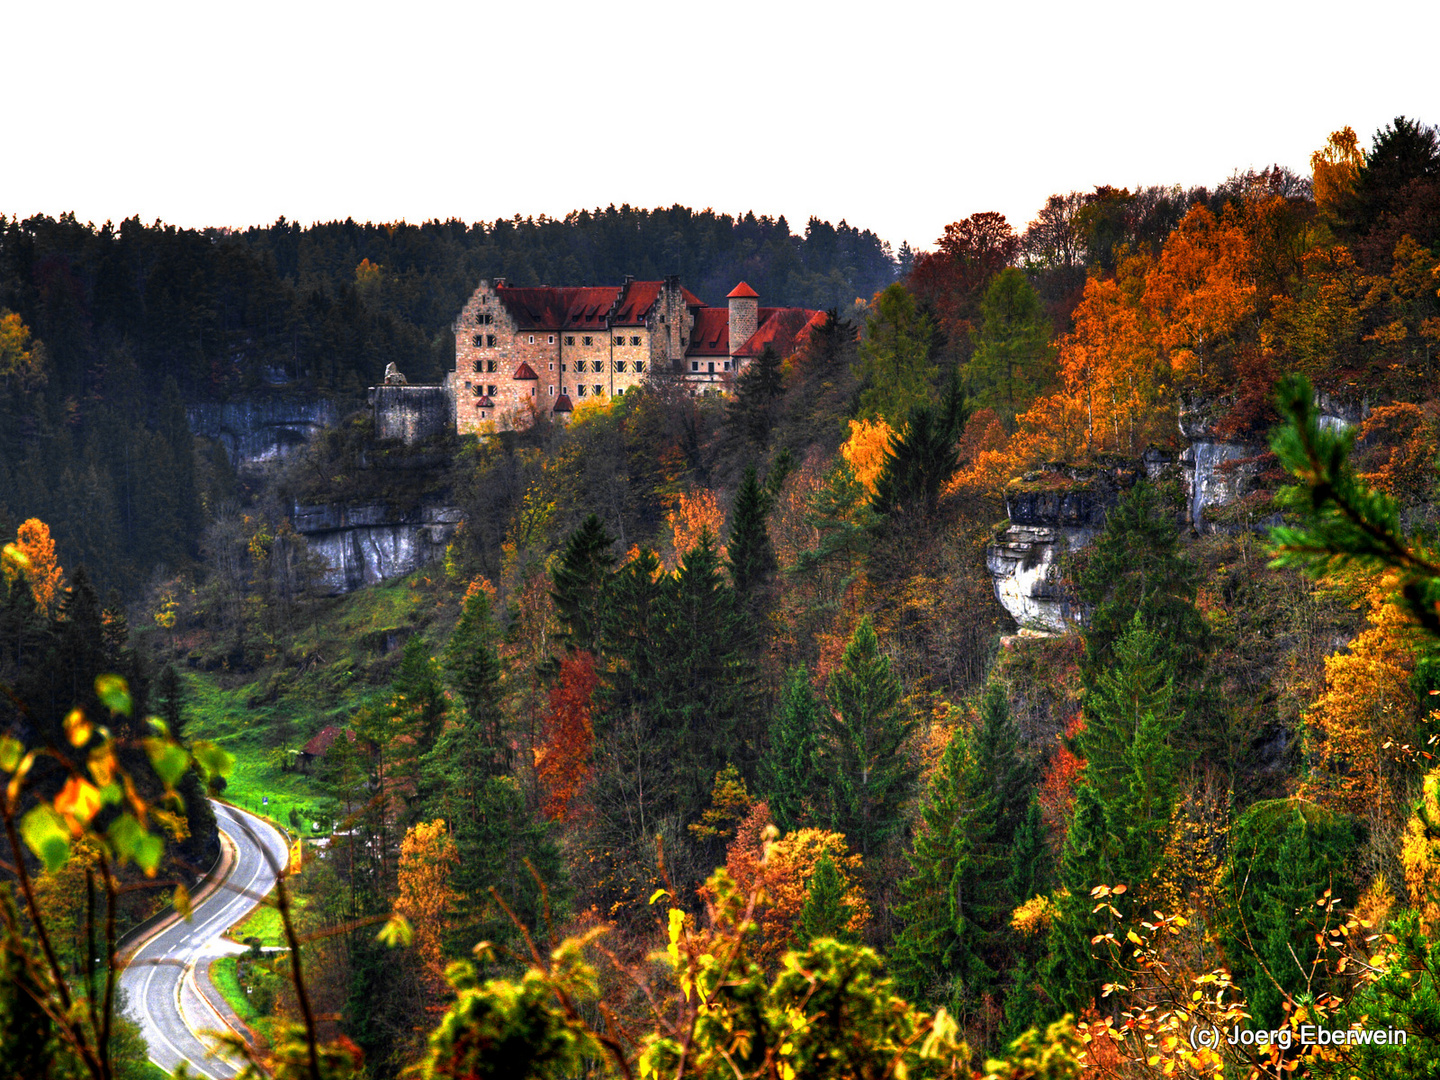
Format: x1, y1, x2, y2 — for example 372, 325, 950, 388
727, 281, 758, 362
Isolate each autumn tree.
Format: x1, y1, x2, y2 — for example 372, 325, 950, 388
909, 213, 1022, 360
1311, 126, 1366, 221
395, 819, 460, 985
537, 651, 598, 823
3, 518, 65, 618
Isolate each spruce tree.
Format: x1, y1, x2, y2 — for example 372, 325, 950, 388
965, 268, 1056, 429
891, 724, 990, 1007
760, 665, 823, 833
822, 616, 914, 859
796, 854, 858, 947
1005, 797, 1048, 903
973, 682, 1034, 845
870, 372, 966, 517
439, 582, 506, 777
550, 513, 617, 654
727, 465, 776, 598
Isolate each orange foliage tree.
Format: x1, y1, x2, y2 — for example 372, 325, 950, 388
839, 417, 894, 496
716, 803, 869, 964
1311, 126, 1365, 218
537, 651, 598, 822
395, 819, 459, 984
666, 488, 725, 563
2, 518, 65, 617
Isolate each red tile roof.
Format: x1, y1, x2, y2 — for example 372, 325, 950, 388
734, 308, 827, 360
494, 282, 705, 329
474, 396, 494, 408
687, 308, 730, 356
512, 362, 539, 380
553, 393, 573, 413
301, 725, 352, 757
727, 281, 759, 299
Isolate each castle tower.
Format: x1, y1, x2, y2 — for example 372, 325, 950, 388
727, 282, 759, 363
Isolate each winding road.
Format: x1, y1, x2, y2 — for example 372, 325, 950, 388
119, 801, 290, 1079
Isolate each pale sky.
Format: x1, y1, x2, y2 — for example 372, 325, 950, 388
6, 0, 1437, 255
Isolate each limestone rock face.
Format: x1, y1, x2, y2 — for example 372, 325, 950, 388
188, 395, 345, 475
1177, 394, 1366, 531
986, 461, 1150, 633
293, 502, 462, 594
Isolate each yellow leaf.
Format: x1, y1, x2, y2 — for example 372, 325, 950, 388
54, 776, 102, 830
64, 709, 92, 747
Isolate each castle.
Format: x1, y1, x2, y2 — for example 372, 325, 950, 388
448, 276, 825, 432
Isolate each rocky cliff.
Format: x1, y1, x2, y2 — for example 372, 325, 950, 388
188, 394, 348, 475
293, 501, 463, 594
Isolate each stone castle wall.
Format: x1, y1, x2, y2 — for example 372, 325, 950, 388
370, 383, 454, 444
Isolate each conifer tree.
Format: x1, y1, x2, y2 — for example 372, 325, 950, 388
891, 724, 990, 1008
441, 581, 506, 775
1079, 482, 1209, 696
729, 344, 784, 449
796, 854, 859, 947
870, 373, 966, 516
1006, 796, 1048, 903
760, 665, 823, 833
1047, 616, 1184, 1019
822, 616, 915, 858
727, 465, 776, 598
550, 513, 617, 654
965, 268, 1056, 429
973, 682, 1034, 845
651, 530, 755, 821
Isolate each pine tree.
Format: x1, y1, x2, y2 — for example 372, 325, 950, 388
760, 666, 823, 833
973, 682, 1034, 845
727, 465, 776, 599
822, 616, 915, 859
796, 854, 858, 947
870, 373, 966, 516
965, 268, 1056, 430
439, 582, 506, 777
650, 531, 755, 822
550, 513, 617, 654
1006, 797, 1048, 903
1079, 482, 1209, 697
729, 344, 784, 449
891, 724, 988, 1007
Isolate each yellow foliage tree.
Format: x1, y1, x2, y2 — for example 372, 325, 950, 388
395, 819, 459, 983
1311, 126, 1365, 217
839, 417, 894, 495
1401, 766, 1440, 932
1303, 573, 1419, 818
0, 310, 47, 388
2, 518, 65, 618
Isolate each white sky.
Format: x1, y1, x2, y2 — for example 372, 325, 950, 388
6, 0, 1437, 255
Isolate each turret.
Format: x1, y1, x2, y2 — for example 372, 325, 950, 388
727, 282, 759, 362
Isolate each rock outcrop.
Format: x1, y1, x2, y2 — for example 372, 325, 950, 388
986, 459, 1161, 633
293, 502, 462, 594
189, 394, 346, 475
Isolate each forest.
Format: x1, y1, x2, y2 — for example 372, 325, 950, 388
2, 115, 1440, 1079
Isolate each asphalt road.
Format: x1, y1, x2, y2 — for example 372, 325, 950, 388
119, 801, 289, 1079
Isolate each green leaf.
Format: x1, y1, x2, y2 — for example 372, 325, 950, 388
107, 812, 156, 871
376, 914, 413, 948
191, 740, 235, 781
0, 735, 22, 774
20, 805, 70, 873
94, 674, 132, 717
135, 832, 163, 876
145, 739, 189, 787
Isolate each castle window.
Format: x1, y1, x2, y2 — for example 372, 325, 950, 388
583, 336, 593, 346
615, 387, 624, 396
548, 335, 555, 344
528, 335, 535, 344
681, 336, 688, 346
561, 363, 566, 371
486, 335, 496, 347
615, 361, 626, 373
473, 334, 483, 346
635, 361, 644, 372
484, 313, 493, 324
548, 362, 554, 370
593, 384, 603, 396
464, 380, 472, 390
565, 336, 574, 345
592, 361, 603, 373
486, 360, 496, 373
577, 385, 587, 397
613, 335, 624, 346
691, 361, 699, 371
723, 361, 731, 371
487, 385, 497, 397
631, 336, 641, 346
549, 385, 555, 396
